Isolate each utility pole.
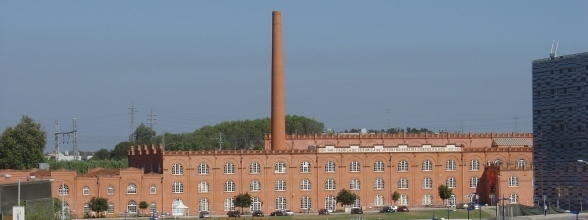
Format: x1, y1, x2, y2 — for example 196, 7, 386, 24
54, 119, 78, 160
147, 109, 157, 130
129, 102, 137, 141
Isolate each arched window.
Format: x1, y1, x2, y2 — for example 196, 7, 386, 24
374, 178, 384, 190
446, 196, 456, 206
352, 197, 361, 208
171, 163, 183, 175
446, 177, 456, 188
275, 196, 287, 210
150, 185, 156, 194
224, 197, 234, 211
469, 177, 479, 188
107, 185, 114, 195
199, 198, 209, 211
374, 195, 384, 207
325, 195, 336, 211
446, 160, 456, 171
516, 159, 526, 169
399, 195, 408, 205
509, 193, 519, 204
325, 179, 336, 190
250, 162, 261, 174
325, 161, 336, 172
127, 183, 137, 194
275, 179, 287, 191
198, 163, 209, 174
398, 160, 409, 172
198, 181, 209, 193
172, 181, 183, 193
82, 186, 90, 195
469, 159, 480, 171
224, 162, 235, 174
107, 203, 114, 214
250, 180, 261, 192
300, 196, 311, 210
275, 161, 286, 173
350, 178, 361, 190
172, 199, 185, 215
374, 161, 385, 172
150, 202, 157, 213
300, 161, 311, 173
422, 194, 433, 206
350, 161, 361, 172
59, 184, 69, 196
251, 197, 261, 212
63, 202, 70, 214
224, 180, 235, 192
422, 177, 432, 189
127, 200, 137, 213
508, 176, 519, 187
83, 203, 90, 214
398, 178, 409, 189
494, 159, 503, 166
422, 160, 433, 171
300, 179, 311, 191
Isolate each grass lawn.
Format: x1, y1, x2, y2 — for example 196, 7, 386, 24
148, 209, 493, 220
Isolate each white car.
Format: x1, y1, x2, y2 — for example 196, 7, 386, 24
389, 206, 398, 211
284, 209, 294, 215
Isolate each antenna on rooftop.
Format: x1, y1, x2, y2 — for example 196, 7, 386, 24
550, 40, 559, 59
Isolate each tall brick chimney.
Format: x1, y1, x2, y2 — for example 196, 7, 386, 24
271, 11, 286, 150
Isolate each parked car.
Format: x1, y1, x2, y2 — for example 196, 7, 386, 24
389, 206, 398, 211
397, 206, 409, 212
284, 209, 294, 215
198, 211, 211, 218
227, 210, 240, 217
318, 209, 330, 215
379, 206, 396, 213
351, 208, 363, 214
457, 203, 469, 209
252, 210, 264, 217
269, 210, 285, 216
468, 203, 480, 210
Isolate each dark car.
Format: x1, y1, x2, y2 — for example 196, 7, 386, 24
397, 206, 409, 212
318, 209, 330, 215
227, 210, 240, 217
252, 210, 264, 217
270, 210, 285, 216
379, 206, 396, 213
351, 208, 363, 214
198, 211, 211, 218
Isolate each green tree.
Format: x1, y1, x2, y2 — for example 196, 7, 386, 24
392, 191, 400, 206
88, 196, 108, 218
0, 115, 47, 169
336, 188, 357, 208
110, 141, 133, 160
90, 149, 110, 160
438, 184, 453, 205
139, 201, 149, 216
134, 123, 156, 144
234, 192, 252, 214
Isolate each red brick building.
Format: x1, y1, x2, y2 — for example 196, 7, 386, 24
0, 132, 532, 218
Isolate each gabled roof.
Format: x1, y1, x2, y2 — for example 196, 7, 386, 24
492, 138, 532, 146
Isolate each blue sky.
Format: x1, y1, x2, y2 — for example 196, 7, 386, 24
1, 1, 587, 152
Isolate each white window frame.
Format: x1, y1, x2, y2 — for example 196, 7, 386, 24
275, 196, 287, 210
275, 179, 287, 191
199, 198, 210, 212
508, 176, 519, 187
172, 199, 184, 215
224, 198, 235, 211
250, 180, 261, 192
300, 179, 311, 191
150, 202, 157, 213
399, 195, 408, 206
150, 185, 156, 194
107, 203, 114, 214
325, 161, 336, 173
198, 162, 209, 175
374, 160, 385, 172
398, 178, 409, 189
470, 159, 480, 171
224, 162, 235, 174
59, 184, 69, 196
300, 161, 311, 173
172, 163, 183, 175
422, 177, 432, 189
350, 178, 361, 190
446, 160, 456, 171
300, 196, 311, 210
325, 195, 336, 211
224, 180, 235, 192
172, 181, 183, 193
350, 161, 361, 172
83, 186, 90, 195
509, 193, 519, 204
398, 160, 409, 172
251, 197, 261, 212
446, 177, 456, 188
275, 161, 286, 173
250, 162, 261, 174
127, 200, 137, 213
374, 178, 384, 190
325, 179, 336, 190
422, 160, 433, 171
469, 177, 479, 188
374, 195, 384, 207
516, 159, 526, 169
107, 185, 114, 195
422, 194, 432, 206
127, 183, 137, 194
199, 181, 209, 193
